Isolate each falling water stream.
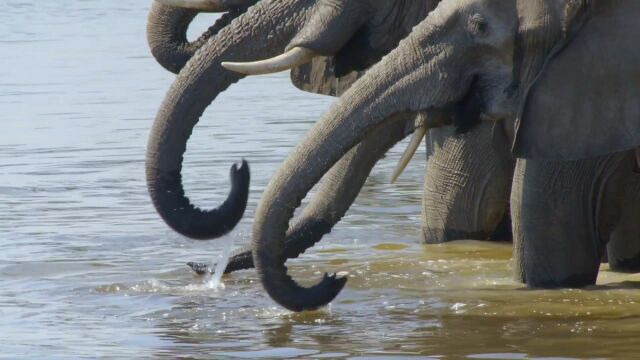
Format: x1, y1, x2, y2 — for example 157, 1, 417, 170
2, 1, 640, 358
209, 237, 233, 290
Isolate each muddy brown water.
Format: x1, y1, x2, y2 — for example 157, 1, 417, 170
1, 1, 640, 358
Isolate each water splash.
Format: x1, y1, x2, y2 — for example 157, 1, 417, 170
205, 235, 235, 290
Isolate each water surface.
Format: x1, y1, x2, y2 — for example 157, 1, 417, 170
1, 1, 640, 358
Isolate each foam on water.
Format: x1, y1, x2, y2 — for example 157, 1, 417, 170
185, 235, 235, 291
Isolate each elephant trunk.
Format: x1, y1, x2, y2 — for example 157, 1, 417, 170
280, 119, 411, 260
146, 0, 313, 240
221, 117, 410, 274
146, 1, 254, 74
251, 64, 421, 312
252, 26, 467, 310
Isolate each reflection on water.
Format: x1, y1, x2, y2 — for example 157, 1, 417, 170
1, 1, 640, 358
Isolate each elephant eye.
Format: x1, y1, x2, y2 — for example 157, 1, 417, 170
467, 13, 488, 37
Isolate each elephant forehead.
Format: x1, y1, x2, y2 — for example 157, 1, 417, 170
366, 0, 439, 50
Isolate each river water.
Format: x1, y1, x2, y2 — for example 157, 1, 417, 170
1, 1, 640, 358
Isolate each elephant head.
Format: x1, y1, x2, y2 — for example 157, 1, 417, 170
147, 0, 259, 74
147, 0, 440, 240
224, 0, 439, 87
251, 0, 640, 311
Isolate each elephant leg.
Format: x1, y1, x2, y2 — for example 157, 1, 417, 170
421, 121, 515, 244
189, 118, 411, 275
607, 152, 640, 273
513, 152, 629, 288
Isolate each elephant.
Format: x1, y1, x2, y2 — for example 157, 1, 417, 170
159, 0, 517, 274
147, 0, 469, 242
235, 0, 640, 311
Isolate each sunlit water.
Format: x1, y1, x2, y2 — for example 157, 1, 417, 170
2, 1, 640, 358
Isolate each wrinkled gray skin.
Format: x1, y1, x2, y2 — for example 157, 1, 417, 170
422, 122, 514, 244
251, 0, 640, 311
165, 0, 514, 274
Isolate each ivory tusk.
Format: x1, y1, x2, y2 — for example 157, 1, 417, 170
221, 47, 317, 75
155, 0, 226, 12
390, 127, 428, 184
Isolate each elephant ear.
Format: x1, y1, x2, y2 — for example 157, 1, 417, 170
290, 57, 364, 97
513, 0, 640, 160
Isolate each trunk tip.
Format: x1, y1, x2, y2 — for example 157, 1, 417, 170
147, 159, 250, 240
230, 159, 250, 188
316, 272, 348, 308
287, 272, 348, 312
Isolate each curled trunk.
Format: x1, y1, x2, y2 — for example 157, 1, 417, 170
252, 27, 463, 310
252, 77, 415, 310
146, 1, 255, 74
252, 113, 411, 309
146, 0, 313, 240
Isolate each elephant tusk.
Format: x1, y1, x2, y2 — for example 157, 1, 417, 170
221, 47, 317, 75
390, 126, 428, 184
155, 0, 226, 12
